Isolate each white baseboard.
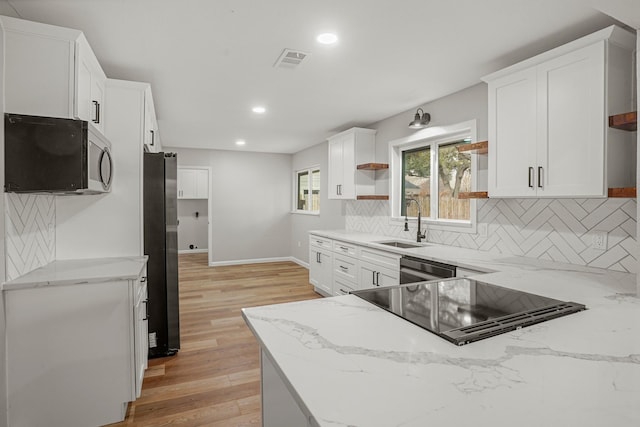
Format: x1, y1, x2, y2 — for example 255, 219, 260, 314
178, 248, 208, 254
290, 257, 309, 269
209, 256, 303, 267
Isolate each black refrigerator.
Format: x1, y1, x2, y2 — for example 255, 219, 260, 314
144, 152, 180, 358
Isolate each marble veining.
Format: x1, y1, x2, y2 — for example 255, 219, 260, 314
244, 237, 640, 426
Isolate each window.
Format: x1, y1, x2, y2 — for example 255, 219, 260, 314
295, 167, 320, 213
390, 120, 477, 230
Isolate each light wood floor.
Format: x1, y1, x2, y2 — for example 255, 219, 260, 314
111, 253, 320, 426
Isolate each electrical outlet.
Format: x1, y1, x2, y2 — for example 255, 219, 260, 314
592, 231, 607, 250
478, 223, 488, 238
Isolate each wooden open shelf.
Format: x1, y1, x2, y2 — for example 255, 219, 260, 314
357, 163, 389, 170
457, 141, 488, 154
356, 195, 389, 200
608, 187, 636, 198
608, 111, 637, 131
457, 191, 489, 199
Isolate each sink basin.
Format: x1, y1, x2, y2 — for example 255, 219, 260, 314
376, 241, 426, 249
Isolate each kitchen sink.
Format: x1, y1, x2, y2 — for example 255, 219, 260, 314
376, 241, 426, 249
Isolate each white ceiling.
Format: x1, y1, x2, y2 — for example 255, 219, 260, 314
0, 0, 633, 154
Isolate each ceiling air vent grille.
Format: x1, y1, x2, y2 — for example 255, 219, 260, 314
274, 48, 310, 69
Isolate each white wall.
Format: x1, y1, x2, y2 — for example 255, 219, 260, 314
177, 199, 208, 251
166, 147, 292, 264
290, 141, 346, 264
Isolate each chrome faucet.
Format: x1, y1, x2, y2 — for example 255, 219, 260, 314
404, 198, 426, 243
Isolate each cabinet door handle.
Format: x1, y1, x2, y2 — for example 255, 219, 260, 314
339, 246, 349, 252
528, 167, 534, 188
375, 272, 380, 286
339, 265, 348, 271
339, 288, 349, 294
538, 166, 543, 188
140, 276, 147, 283
371, 271, 376, 285
143, 299, 149, 321
92, 100, 100, 124
150, 130, 155, 146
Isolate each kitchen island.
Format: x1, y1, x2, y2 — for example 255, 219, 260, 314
243, 240, 640, 426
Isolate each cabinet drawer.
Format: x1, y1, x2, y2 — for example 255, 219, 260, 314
359, 247, 401, 270
309, 235, 332, 250
333, 240, 358, 257
333, 253, 358, 284
334, 277, 356, 296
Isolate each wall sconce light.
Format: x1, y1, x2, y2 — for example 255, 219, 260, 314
408, 108, 431, 129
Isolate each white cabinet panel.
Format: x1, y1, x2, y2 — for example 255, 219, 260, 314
487, 68, 537, 197
309, 237, 332, 296
2, 16, 108, 135
537, 42, 605, 197
178, 168, 209, 199
5, 278, 142, 427
484, 26, 635, 198
327, 128, 376, 199
262, 350, 311, 427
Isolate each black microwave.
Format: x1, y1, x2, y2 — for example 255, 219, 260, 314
4, 113, 113, 194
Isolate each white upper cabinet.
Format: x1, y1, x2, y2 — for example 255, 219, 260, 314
144, 87, 162, 152
178, 168, 209, 199
327, 127, 377, 199
483, 25, 636, 198
2, 16, 109, 135
76, 35, 107, 133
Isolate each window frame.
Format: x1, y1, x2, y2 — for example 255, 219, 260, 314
293, 165, 321, 215
389, 120, 478, 233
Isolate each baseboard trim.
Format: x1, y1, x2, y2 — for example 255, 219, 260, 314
178, 249, 208, 254
290, 257, 309, 269
209, 256, 302, 267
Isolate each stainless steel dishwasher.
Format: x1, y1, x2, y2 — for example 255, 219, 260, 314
400, 256, 456, 283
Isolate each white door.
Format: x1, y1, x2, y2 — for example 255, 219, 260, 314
488, 67, 538, 197
328, 138, 343, 199
537, 41, 606, 197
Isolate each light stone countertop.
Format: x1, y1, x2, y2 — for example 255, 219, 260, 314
242, 230, 640, 427
2, 256, 148, 291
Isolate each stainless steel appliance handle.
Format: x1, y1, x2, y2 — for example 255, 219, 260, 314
400, 266, 442, 282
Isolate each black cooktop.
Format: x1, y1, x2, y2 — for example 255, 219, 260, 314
351, 278, 586, 345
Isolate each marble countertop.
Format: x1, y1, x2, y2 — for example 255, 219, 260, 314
243, 230, 640, 426
2, 256, 148, 291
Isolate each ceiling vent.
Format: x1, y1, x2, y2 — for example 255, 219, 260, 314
273, 48, 310, 69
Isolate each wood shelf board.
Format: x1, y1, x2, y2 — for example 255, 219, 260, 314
356, 195, 389, 200
608, 187, 636, 198
356, 163, 389, 170
457, 141, 488, 154
608, 111, 637, 131
457, 191, 489, 199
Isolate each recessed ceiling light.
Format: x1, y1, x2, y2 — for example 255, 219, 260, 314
252, 106, 266, 114
316, 33, 338, 45
236, 140, 246, 146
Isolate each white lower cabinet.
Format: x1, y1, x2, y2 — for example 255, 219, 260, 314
309, 236, 333, 296
4, 271, 148, 427
359, 261, 400, 288
309, 234, 401, 295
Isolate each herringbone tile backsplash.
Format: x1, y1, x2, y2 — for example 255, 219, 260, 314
346, 198, 638, 273
5, 193, 55, 281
